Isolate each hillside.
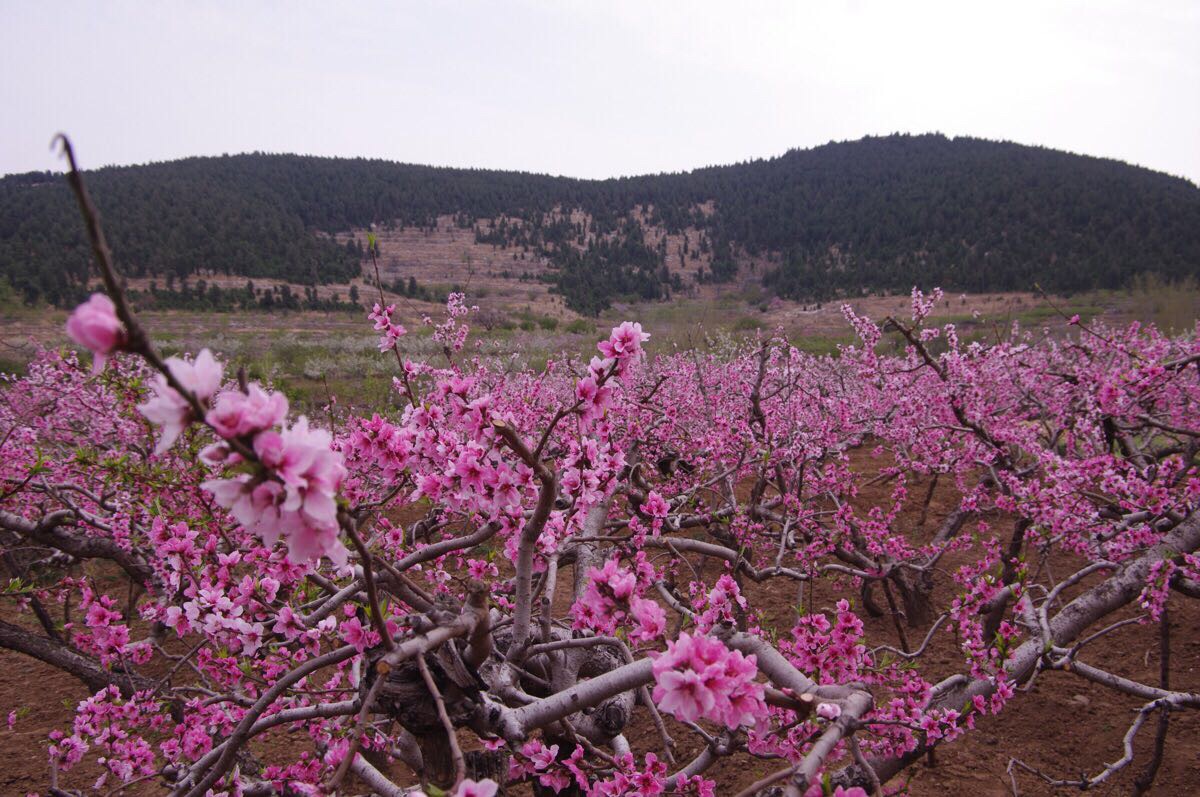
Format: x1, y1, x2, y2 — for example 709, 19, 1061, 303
2, 134, 1198, 313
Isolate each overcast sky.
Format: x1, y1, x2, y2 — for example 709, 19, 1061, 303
3, 1, 1198, 182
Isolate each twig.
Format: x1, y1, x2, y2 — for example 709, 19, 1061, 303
416, 652, 466, 790
731, 764, 798, 797
54, 135, 255, 461
880, 577, 911, 654
871, 613, 949, 660
339, 510, 395, 651
176, 645, 358, 797
849, 735, 881, 796
325, 668, 389, 791
366, 236, 420, 407
1132, 608, 1171, 796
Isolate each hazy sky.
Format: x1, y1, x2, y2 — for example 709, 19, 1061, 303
3, 1, 1198, 182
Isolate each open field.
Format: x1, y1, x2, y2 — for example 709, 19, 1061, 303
26, 203, 1189, 397
4, 283, 1195, 402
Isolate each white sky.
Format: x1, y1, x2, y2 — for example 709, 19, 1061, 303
2, 1, 1198, 182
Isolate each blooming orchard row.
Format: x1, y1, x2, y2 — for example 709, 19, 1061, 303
3, 159, 1197, 797
3, 282, 1192, 796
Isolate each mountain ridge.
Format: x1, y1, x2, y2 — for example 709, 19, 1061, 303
3, 133, 1198, 312
7, 133, 1196, 187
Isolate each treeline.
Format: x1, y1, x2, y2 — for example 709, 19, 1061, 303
2, 134, 1198, 312
477, 216, 675, 314
128, 279, 361, 313
0, 167, 363, 307
385, 275, 452, 306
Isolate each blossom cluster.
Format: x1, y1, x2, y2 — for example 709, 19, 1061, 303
203, 413, 349, 565
23, 283, 1198, 795
570, 557, 665, 643
66, 292, 350, 564
65, 292, 126, 372
426, 291, 476, 352
651, 632, 766, 728
369, 301, 407, 351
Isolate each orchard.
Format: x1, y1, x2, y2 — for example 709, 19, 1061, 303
1, 148, 1197, 796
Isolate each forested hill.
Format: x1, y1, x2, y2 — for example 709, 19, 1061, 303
2, 134, 1198, 312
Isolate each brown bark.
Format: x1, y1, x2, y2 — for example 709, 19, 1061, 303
0, 619, 156, 697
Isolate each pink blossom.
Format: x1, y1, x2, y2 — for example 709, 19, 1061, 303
467, 558, 499, 579
369, 302, 408, 351
597, 559, 637, 600
629, 596, 666, 643
272, 605, 306, 639
598, 321, 650, 365
21, 284, 1200, 794
804, 786, 868, 797
653, 668, 715, 723
522, 739, 560, 770
339, 616, 376, 652
204, 416, 348, 564
427, 292, 475, 352
65, 293, 126, 372
206, 383, 288, 439
642, 490, 669, 518
262, 417, 346, 522
651, 632, 765, 729
137, 349, 224, 453
571, 558, 641, 633
538, 769, 572, 792
454, 779, 498, 797
576, 374, 613, 424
